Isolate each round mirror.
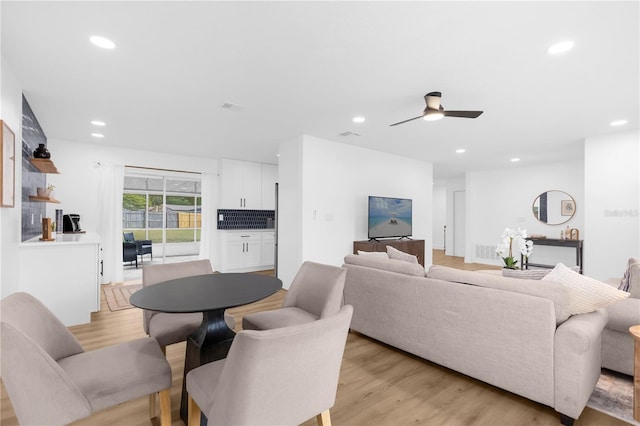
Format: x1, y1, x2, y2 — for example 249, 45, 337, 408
532, 190, 576, 225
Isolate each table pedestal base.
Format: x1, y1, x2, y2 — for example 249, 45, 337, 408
180, 309, 236, 425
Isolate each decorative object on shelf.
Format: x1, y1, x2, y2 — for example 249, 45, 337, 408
570, 228, 580, 240
1, 120, 15, 208
532, 190, 576, 225
564, 225, 571, 240
496, 228, 533, 270
36, 184, 55, 198
33, 143, 51, 159
40, 217, 54, 241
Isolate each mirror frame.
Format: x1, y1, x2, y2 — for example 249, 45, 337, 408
532, 190, 576, 225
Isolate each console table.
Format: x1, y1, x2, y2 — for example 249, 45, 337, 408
354, 239, 425, 266
521, 238, 583, 274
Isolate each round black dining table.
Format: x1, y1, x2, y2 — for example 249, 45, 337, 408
129, 272, 282, 424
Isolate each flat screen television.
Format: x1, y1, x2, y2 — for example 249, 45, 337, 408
368, 196, 412, 240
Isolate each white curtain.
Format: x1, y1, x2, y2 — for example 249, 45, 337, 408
97, 163, 124, 284
199, 172, 213, 262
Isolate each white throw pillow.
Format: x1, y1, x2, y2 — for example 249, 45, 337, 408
542, 263, 630, 315
357, 250, 389, 259
386, 246, 419, 264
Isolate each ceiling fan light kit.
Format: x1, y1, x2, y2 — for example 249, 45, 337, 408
423, 111, 444, 121
390, 91, 483, 126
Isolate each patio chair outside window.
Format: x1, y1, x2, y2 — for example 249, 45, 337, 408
123, 232, 153, 263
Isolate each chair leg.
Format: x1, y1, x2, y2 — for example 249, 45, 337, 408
159, 388, 171, 426
317, 410, 331, 426
188, 395, 202, 426
149, 393, 157, 418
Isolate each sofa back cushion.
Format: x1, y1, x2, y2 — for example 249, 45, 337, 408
426, 265, 571, 324
344, 254, 425, 277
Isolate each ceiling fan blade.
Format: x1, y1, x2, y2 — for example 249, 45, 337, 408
389, 115, 424, 126
424, 92, 442, 110
443, 110, 484, 118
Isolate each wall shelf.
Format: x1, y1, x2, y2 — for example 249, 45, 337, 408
30, 158, 60, 174
28, 195, 61, 204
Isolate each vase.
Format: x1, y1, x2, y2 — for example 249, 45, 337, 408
36, 187, 52, 198
33, 143, 51, 159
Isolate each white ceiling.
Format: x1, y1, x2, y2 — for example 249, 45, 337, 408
2, 1, 638, 179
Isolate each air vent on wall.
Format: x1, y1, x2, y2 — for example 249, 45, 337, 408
338, 131, 361, 137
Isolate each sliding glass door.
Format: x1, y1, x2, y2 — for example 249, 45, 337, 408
123, 169, 201, 261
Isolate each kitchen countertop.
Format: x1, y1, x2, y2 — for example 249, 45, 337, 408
21, 231, 101, 246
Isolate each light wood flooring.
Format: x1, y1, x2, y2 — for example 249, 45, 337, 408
1, 251, 626, 426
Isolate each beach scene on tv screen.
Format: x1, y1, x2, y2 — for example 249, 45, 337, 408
369, 197, 412, 238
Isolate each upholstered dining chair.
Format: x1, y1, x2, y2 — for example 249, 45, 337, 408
187, 304, 353, 426
142, 259, 235, 353
0, 292, 172, 426
242, 261, 346, 331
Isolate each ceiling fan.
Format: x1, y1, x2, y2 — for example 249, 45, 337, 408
390, 92, 483, 126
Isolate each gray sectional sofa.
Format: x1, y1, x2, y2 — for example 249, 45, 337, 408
342, 254, 614, 425
602, 265, 640, 376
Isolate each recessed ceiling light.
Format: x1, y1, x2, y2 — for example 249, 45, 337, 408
91, 133, 105, 138
456, 149, 466, 154
610, 119, 628, 126
352, 116, 366, 124
510, 158, 521, 163
548, 40, 574, 55
90, 36, 116, 49
91, 120, 106, 126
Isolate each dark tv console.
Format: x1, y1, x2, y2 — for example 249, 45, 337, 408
353, 239, 425, 267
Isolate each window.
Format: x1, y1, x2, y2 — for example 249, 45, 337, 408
123, 169, 202, 259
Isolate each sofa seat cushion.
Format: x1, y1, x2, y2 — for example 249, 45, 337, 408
426, 265, 571, 324
344, 254, 425, 277
542, 263, 629, 315
58, 337, 171, 411
604, 297, 640, 333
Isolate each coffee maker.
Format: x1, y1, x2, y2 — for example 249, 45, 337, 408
63, 214, 83, 233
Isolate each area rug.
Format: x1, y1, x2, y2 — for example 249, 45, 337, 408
103, 284, 142, 311
586, 369, 638, 425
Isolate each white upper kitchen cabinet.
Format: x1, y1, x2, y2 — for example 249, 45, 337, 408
219, 159, 263, 209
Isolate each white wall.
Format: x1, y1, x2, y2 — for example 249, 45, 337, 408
432, 183, 446, 250
45, 139, 220, 271
584, 130, 639, 280
0, 57, 24, 298
465, 160, 584, 268
278, 134, 433, 289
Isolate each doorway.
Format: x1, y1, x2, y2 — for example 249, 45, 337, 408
453, 190, 466, 257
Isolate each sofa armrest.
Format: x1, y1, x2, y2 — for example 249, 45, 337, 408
554, 308, 608, 419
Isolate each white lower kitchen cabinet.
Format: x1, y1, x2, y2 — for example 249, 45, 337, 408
19, 232, 102, 326
219, 230, 275, 273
